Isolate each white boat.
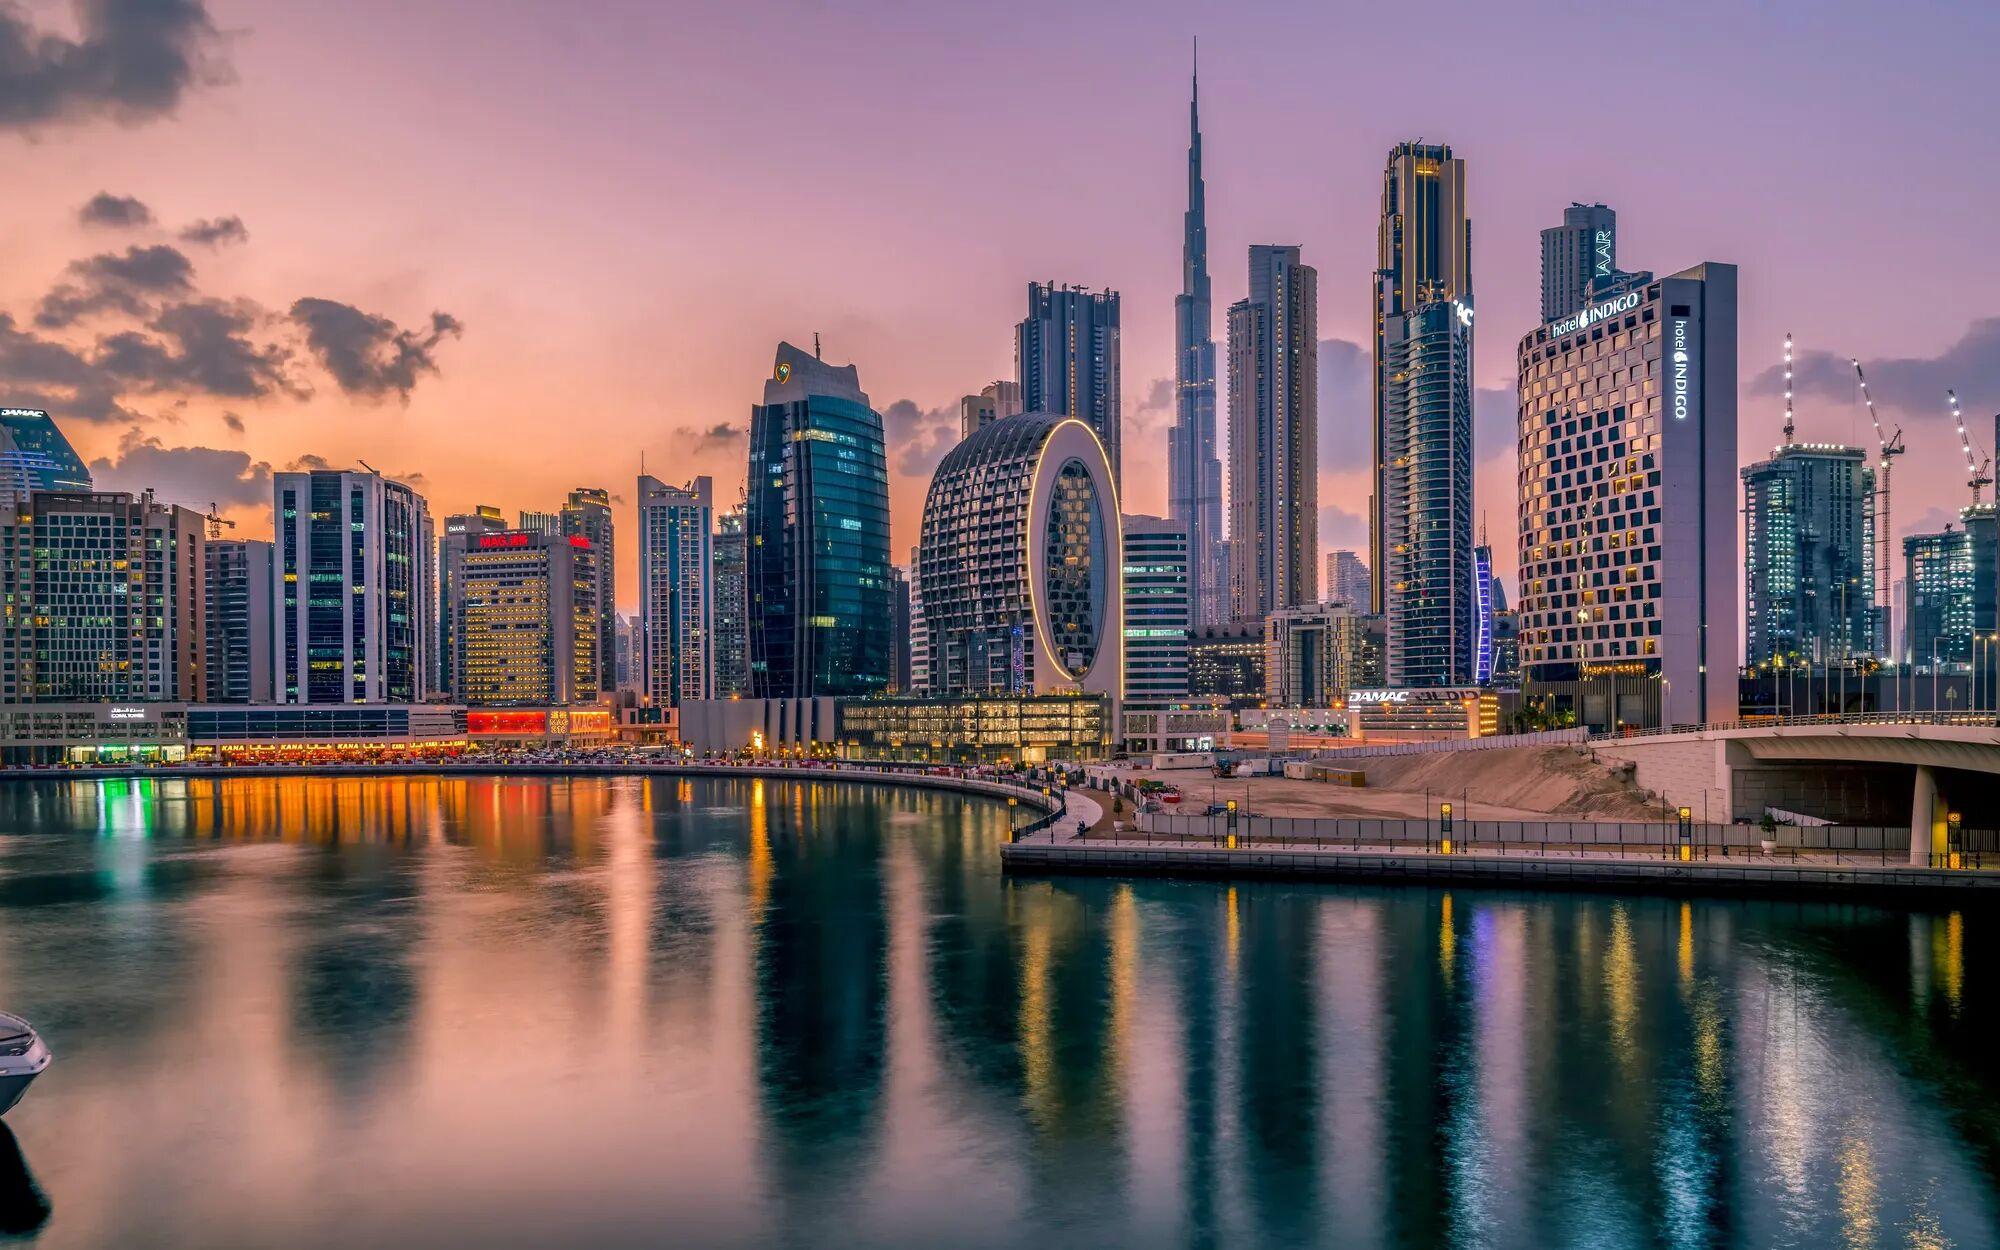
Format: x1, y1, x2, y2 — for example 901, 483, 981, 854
0, 1017, 49, 1115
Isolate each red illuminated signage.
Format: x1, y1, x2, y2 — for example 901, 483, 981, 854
477, 533, 532, 549
568, 535, 591, 549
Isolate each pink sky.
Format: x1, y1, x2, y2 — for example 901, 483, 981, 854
6, 0, 2000, 614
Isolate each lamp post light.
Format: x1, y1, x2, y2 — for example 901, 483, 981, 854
1439, 801, 1454, 855
1677, 805, 1693, 862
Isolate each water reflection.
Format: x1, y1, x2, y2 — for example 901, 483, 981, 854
0, 776, 1992, 1248
0, 1124, 51, 1237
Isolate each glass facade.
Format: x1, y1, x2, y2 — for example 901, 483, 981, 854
1741, 445, 1876, 669
1381, 298, 1476, 685
836, 694, 1111, 764
747, 355, 892, 699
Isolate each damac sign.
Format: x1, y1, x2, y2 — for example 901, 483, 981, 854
1671, 318, 1692, 420
1546, 290, 1642, 338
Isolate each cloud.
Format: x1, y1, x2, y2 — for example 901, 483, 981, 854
1759, 319, 2000, 427
78, 191, 152, 228
289, 298, 462, 399
178, 214, 246, 247
881, 397, 959, 480
86, 429, 270, 508
0, 0, 228, 131
684, 420, 739, 451
96, 298, 294, 399
0, 312, 133, 421
219, 409, 242, 432
36, 243, 195, 327
281, 452, 427, 490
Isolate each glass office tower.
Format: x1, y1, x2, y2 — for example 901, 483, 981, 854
746, 342, 892, 698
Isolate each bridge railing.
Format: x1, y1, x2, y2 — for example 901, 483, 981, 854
1590, 711, 2000, 742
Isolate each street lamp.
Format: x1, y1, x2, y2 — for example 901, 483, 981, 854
1439, 801, 1454, 855
1006, 795, 1019, 842
1677, 805, 1693, 861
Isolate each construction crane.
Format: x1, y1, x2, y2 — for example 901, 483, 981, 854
1782, 333, 1795, 445
1852, 360, 1903, 622
203, 501, 237, 542
1950, 389, 1993, 506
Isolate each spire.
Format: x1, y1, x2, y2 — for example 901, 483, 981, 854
1182, 36, 1208, 304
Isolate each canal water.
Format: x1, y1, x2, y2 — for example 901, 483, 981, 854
0, 773, 1994, 1248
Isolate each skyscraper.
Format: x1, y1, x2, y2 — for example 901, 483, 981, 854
274, 468, 433, 704
1516, 263, 1739, 730
1016, 283, 1121, 484
915, 413, 1121, 699
1539, 203, 1650, 322
0, 408, 90, 505
560, 487, 616, 694
1227, 244, 1318, 621
888, 564, 912, 693
1473, 542, 1495, 686
1741, 444, 1875, 668
1168, 50, 1225, 629
711, 504, 749, 697
1373, 143, 1471, 614
205, 538, 274, 703
438, 504, 507, 699
1381, 296, 1476, 686
747, 343, 893, 698
456, 529, 598, 706
0, 489, 205, 702
638, 474, 713, 709
1325, 549, 1370, 608
1120, 514, 1190, 750
1905, 525, 1974, 672
959, 380, 1021, 442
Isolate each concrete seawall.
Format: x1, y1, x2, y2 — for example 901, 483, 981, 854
1001, 839, 2000, 900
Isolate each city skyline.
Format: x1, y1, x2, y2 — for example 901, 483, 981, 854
5, 2, 2000, 617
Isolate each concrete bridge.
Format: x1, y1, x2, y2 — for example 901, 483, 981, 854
1590, 717, 2000, 865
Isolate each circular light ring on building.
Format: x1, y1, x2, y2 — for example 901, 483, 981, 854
1024, 419, 1121, 693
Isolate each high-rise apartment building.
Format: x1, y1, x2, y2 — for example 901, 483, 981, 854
1473, 543, 1496, 685
1168, 56, 1226, 630
638, 474, 713, 709
959, 380, 1021, 442
1017, 283, 1121, 484
0, 489, 205, 702
1325, 549, 1370, 609
204, 538, 273, 703
560, 488, 616, 694
1373, 143, 1471, 614
1515, 263, 1739, 730
517, 510, 560, 537
907, 543, 929, 695
711, 504, 749, 698
1905, 525, 1975, 672
1741, 444, 1876, 668
456, 529, 597, 706
1227, 244, 1318, 621
1120, 515, 1190, 750
273, 468, 433, 704
1381, 297, 1477, 685
1539, 203, 1650, 323
888, 564, 913, 694
1264, 604, 1385, 708
747, 343, 893, 698
439, 504, 507, 699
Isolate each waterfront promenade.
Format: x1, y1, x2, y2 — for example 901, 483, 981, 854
1001, 822, 2000, 898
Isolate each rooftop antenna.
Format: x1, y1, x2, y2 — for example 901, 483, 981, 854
813, 332, 822, 361
1950, 389, 1993, 505
1781, 333, 1795, 446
